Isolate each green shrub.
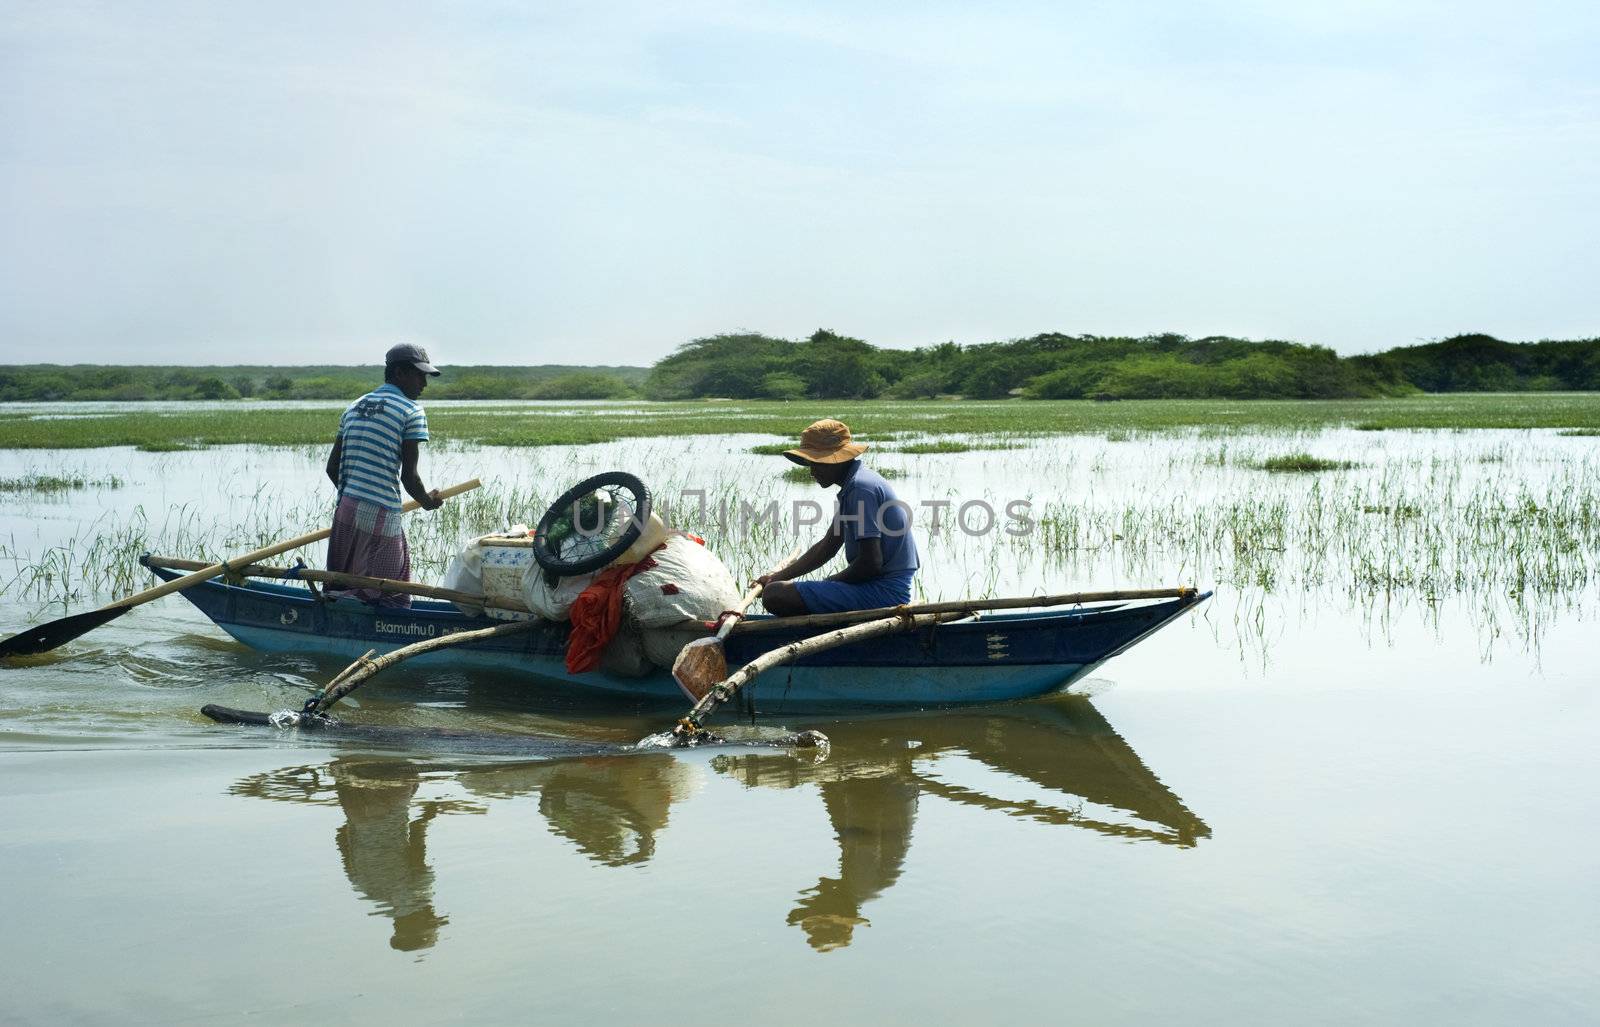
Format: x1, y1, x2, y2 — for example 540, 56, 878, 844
759, 372, 807, 400
527, 372, 635, 400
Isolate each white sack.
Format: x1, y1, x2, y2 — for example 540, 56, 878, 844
443, 543, 485, 615
523, 565, 601, 621
623, 534, 741, 629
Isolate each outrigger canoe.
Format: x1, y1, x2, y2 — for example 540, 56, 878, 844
142, 557, 1210, 710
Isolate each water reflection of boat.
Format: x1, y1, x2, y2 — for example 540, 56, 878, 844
714, 699, 1210, 950
463, 755, 699, 866
227, 698, 1205, 953
229, 752, 699, 950
229, 758, 485, 951
144, 558, 1208, 708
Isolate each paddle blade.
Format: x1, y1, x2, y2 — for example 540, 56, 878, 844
0, 604, 129, 658
671, 637, 728, 701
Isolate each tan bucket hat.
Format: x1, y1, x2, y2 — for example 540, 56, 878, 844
784, 418, 869, 465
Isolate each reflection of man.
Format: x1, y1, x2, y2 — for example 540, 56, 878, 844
788, 774, 919, 952
537, 756, 691, 866
331, 759, 448, 952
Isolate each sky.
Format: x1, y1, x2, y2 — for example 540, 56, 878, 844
1, 0, 1596, 366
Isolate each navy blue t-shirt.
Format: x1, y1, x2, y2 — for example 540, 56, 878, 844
833, 462, 919, 575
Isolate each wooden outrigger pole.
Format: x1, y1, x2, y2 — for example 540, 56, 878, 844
143, 555, 525, 613
301, 619, 543, 719
669, 610, 965, 745
727, 587, 1196, 634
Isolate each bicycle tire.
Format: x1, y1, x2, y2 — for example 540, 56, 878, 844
532, 471, 651, 575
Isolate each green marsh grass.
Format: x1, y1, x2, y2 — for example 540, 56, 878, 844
3, 428, 1597, 665
895, 439, 1021, 454
3, 394, 1600, 451
1258, 453, 1359, 472
0, 472, 124, 493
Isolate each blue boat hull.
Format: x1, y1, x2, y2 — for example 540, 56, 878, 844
145, 561, 1209, 709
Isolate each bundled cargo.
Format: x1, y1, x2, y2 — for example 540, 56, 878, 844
439, 473, 744, 673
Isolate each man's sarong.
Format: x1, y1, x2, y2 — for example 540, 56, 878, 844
326, 495, 413, 607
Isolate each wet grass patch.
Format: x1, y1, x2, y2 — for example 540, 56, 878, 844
1558, 428, 1600, 437
1257, 453, 1359, 473
896, 439, 1021, 454
136, 440, 201, 452
0, 473, 125, 493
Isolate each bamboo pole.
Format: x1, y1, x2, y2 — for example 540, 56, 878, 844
144, 555, 525, 612
727, 586, 1196, 635
670, 610, 964, 743
308, 620, 541, 716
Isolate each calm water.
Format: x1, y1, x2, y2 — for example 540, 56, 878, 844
2, 429, 1597, 1023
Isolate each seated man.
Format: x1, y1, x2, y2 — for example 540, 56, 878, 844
758, 419, 919, 616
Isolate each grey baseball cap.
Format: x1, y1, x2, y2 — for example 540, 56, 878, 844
384, 343, 440, 376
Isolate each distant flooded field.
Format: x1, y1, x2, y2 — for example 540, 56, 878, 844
2, 398, 1598, 1022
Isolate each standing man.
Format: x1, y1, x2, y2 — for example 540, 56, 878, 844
323, 344, 443, 605
757, 419, 920, 616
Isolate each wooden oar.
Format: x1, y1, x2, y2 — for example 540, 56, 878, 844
671, 545, 803, 701
669, 610, 964, 745
0, 478, 482, 658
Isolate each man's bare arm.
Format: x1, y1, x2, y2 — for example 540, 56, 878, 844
399, 439, 442, 510
757, 532, 842, 585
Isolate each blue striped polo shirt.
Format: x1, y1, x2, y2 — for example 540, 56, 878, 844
337, 383, 429, 509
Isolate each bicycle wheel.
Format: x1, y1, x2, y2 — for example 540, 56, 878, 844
532, 471, 651, 575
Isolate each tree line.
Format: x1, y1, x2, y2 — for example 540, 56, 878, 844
643, 331, 1600, 400
3, 332, 1596, 402
0, 364, 645, 402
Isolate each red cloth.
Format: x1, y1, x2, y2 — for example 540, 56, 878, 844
564, 555, 658, 674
